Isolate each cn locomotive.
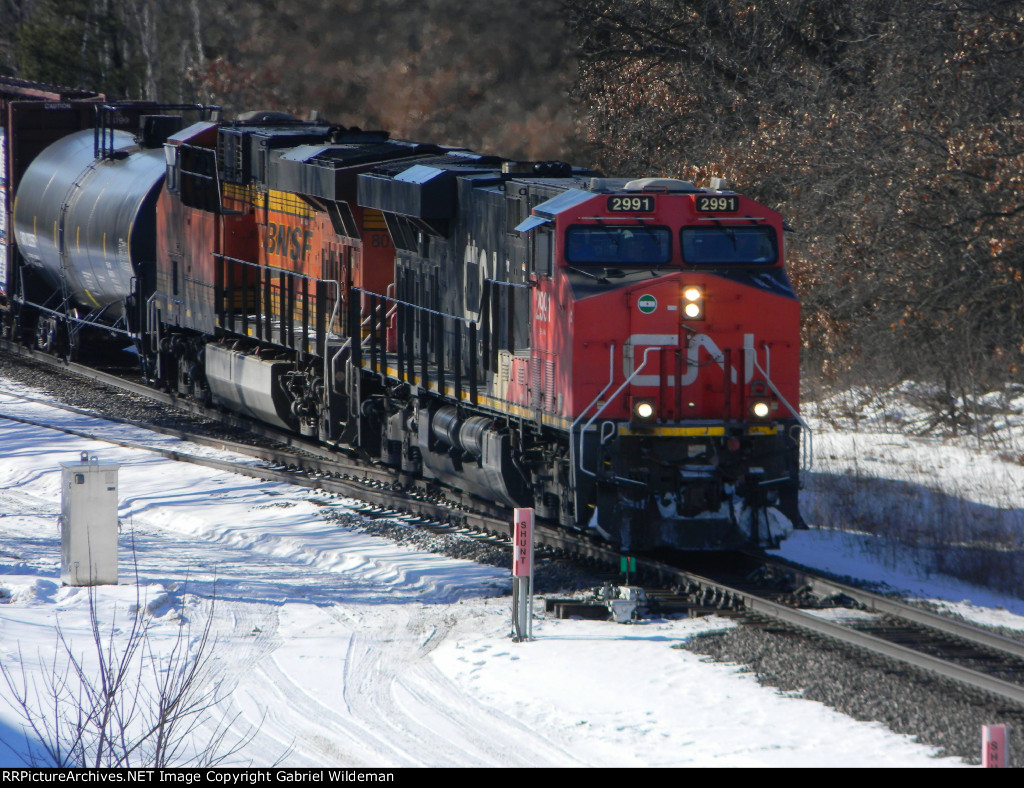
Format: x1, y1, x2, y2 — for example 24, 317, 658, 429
0, 77, 807, 551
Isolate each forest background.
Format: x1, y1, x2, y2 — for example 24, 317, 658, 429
1, 0, 1021, 430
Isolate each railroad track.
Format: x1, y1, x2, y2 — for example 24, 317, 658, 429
0, 341, 637, 561
5, 342, 1024, 713
0, 385, 502, 530
643, 553, 1024, 710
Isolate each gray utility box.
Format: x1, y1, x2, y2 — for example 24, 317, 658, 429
60, 454, 120, 586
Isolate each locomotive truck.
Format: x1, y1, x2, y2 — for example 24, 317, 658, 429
0, 77, 808, 551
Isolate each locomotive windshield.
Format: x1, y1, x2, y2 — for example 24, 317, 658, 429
566, 225, 672, 266
681, 226, 777, 265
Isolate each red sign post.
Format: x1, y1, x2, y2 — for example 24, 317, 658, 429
511, 508, 534, 641
513, 507, 533, 577
983, 725, 1009, 768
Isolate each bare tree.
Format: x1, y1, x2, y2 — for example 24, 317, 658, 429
0, 579, 262, 767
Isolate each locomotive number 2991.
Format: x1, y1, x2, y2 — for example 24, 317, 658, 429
695, 195, 739, 212
607, 196, 654, 213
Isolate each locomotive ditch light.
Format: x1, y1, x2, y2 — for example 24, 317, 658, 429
631, 397, 657, 423
682, 286, 704, 320
750, 400, 772, 419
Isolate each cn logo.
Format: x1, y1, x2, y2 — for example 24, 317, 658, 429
624, 333, 755, 387
535, 290, 551, 322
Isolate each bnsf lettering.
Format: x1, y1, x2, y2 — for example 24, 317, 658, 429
266, 222, 313, 262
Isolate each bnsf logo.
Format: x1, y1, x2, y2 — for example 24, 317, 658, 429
266, 222, 313, 262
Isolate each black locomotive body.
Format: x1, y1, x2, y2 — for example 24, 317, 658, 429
0, 77, 807, 552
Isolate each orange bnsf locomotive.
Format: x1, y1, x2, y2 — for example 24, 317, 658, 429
0, 77, 807, 551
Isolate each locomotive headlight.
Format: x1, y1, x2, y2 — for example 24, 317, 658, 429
631, 397, 657, 423
751, 401, 771, 419
682, 286, 704, 319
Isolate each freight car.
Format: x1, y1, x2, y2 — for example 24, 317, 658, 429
0, 77, 808, 551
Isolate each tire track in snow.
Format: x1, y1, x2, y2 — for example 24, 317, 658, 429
331, 605, 584, 766
1, 412, 579, 765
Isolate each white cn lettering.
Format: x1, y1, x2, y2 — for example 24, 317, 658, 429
623, 333, 755, 387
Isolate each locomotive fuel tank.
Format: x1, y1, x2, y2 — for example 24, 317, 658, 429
13, 129, 164, 319
419, 405, 531, 508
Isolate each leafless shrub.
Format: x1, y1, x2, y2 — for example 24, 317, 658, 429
0, 581, 262, 767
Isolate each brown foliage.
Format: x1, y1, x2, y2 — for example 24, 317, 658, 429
567, 0, 1024, 413
9, 0, 1022, 421
5, 1, 583, 159
189, 0, 583, 159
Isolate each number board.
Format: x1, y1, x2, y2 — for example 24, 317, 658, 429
607, 195, 655, 213
695, 195, 739, 212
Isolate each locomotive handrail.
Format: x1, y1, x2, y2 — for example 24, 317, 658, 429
214, 254, 342, 404
146, 294, 162, 354
349, 286, 482, 403
482, 278, 531, 289
213, 255, 343, 334
576, 344, 660, 483
746, 337, 813, 473
360, 284, 398, 330
568, 343, 617, 495
353, 287, 479, 321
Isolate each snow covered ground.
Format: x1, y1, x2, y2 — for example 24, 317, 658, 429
801, 384, 1024, 598
1, 378, 1023, 767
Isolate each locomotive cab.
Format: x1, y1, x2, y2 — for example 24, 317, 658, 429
516, 177, 805, 550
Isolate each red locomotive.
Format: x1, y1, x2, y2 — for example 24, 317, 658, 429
1, 77, 806, 551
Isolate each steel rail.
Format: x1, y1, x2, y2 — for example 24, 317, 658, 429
764, 557, 1024, 663
0, 411, 309, 483
8, 342, 1024, 707
0, 408, 513, 533
0, 386, 400, 485
645, 560, 1024, 708
0, 340, 348, 460
528, 542, 1024, 709
743, 588, 1024, 706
